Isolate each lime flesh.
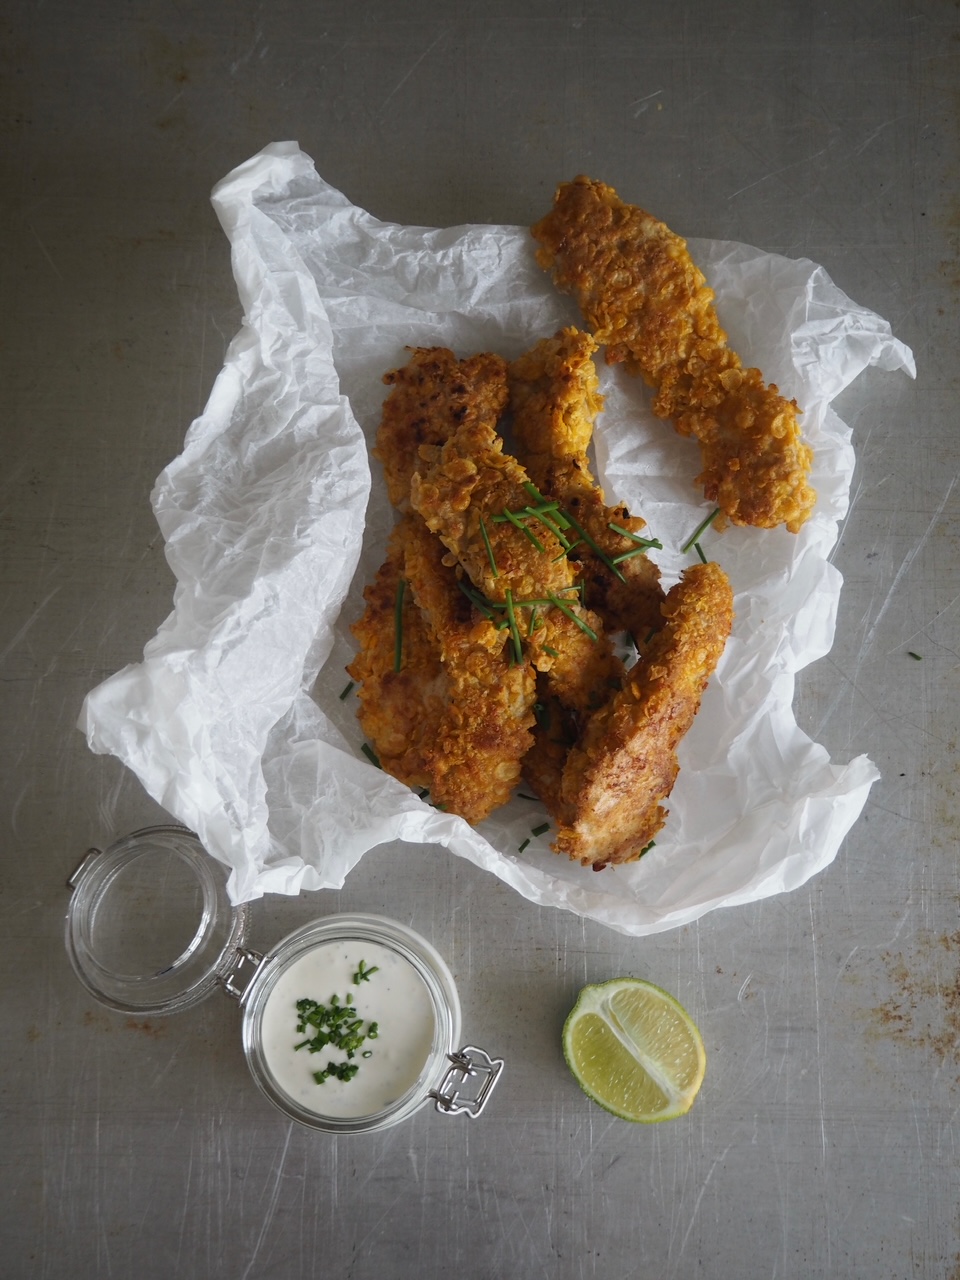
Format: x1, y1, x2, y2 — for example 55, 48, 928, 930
563, 978, 706, 1122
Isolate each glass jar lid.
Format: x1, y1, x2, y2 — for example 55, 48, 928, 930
65, 825, 249, 1015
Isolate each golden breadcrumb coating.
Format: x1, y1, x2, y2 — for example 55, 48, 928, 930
348, 515, 536, 825
375, 347, 509, 509
347, 522, 447, 790
552, 560, 734, 870
531, 177, 815, 533
508, 326, 665, 639
400, 514, 536, 823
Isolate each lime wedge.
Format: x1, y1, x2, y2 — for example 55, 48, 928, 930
563, 978, 706, 1122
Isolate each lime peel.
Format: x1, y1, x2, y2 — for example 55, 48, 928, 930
563, 977, 706, 1123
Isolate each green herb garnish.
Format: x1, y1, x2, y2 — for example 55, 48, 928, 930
458, 580, 504, 625
547, 593, 598, 641
296, 979, 381, 1086
560, 511, 626, 584
681, 508, 720, 553
353, 959, 380, 984
314, 1061, 360, 1084
361, 743, 381, 768
479, 516, 499, 578
908, 651, 923, 660
608, 522, 663, 551
339, 681, 355, 700
501, 506, 546, 552
393, 578, 406, 672
504, 588, 524, 664
531, 822, 550, 837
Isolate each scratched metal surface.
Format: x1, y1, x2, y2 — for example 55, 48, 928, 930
2, 1, 958, 1276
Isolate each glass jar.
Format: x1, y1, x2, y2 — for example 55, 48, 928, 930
65, 826, 502, 1133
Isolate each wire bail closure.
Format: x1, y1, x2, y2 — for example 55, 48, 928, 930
430, 1045, 504, 1118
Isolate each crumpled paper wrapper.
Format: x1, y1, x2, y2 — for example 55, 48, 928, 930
80, 142, 916, 936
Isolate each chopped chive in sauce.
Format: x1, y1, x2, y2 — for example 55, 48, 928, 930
296, 983, 382, 1085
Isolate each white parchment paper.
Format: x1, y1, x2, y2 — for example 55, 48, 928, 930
80, 142, 916, 935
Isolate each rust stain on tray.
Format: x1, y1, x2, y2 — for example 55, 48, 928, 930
871, 928, 960, 1073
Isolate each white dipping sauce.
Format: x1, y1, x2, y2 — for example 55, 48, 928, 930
260, 939, 437, 1118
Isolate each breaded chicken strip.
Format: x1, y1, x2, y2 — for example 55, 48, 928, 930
375, 347, 509, 509
508, 326, 665, 639
348, 515, 536, 824
551, 560, 734, 870
347, 522, 447, 790
409, 383, 624, 717
531, 177, 815, 533
363, 349, 538, 822
400, 514, 536, 823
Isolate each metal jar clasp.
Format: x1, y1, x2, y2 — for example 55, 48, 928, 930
429, 1045, 504, 1119
218, 947, 265, 1001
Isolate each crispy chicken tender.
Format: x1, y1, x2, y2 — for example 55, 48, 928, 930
347, 515, 536, 825
508, 326, 665, 639
531, 177, 815, 533
347, 522, 446, 790
409, 383, 624, 717
551, 561, 734, 870
375, 347, 509, 509
400, 514, 537, 823
357, 348, 539, 823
